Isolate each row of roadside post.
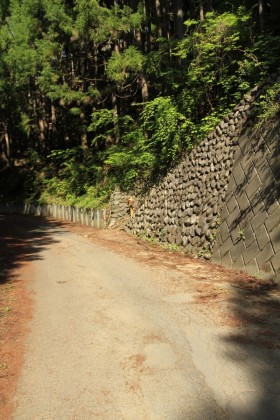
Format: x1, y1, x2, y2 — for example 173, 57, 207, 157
0, 202, 108, 228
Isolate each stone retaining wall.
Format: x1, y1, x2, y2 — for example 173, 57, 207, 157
126, 93, 255, 254
212, 121, 280, 282
124, 76, 280, 283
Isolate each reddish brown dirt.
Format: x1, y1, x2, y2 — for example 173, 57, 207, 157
1, 215, 279, 416
0, 257, 33, 419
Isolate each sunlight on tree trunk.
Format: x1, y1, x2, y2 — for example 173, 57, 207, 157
200, 0, 204, 21
155, 0, 162, 37
4, 126, 11, 166
39, 118, 46, 147
141, 74, 149, 102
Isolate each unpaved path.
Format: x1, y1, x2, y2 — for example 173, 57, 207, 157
1, 215, 280, 419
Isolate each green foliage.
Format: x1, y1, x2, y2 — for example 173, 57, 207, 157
238, 229, 246, 241
88, 108, 116, 148
107, 46, 144, 85
175, 8, 270, 139
20, 112, 32, 136
255, 82, 280, 128
39, 184, 108, 209
141, 97, 193, 168
145, 38, 182, 94
46, 148, 99, 196
161, 243, 181, 252
23, 150, 46, 200
47, 83, 97, 105
1, 1, 280, 207
95, 114, 155, 190
75, 0, 142, 43
87, 98, 191, 189
104, 134, 155, 190
253, 34, 280, 76
89, 109, 115, 130
32, 147, 109, 208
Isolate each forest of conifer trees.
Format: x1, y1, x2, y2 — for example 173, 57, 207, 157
0, 1, 280, 207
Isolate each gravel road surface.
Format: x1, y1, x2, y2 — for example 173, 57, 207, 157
5, 215, 280, 419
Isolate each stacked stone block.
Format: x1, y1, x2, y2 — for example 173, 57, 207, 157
109, 189, 130, 226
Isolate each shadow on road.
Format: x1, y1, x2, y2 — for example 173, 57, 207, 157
222, 279, 280, 419
0, 214, 62, 285
0, 213, 65, 417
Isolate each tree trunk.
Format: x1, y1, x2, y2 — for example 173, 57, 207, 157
51, 104, 57, 134
112, 43, 120, 144
38, 118, 46, 146
112, 92, 120, 144
258, 0, 265, 31
4, 124, 11, 166
62, 112, 70, 148
141, 74, 149, 102
143, 0, 152, 52
155, 0, 162, 37
36, 93, 47, 152
199, 0, 204, 21
162, 0, 170, 38
175, 0, 184, 40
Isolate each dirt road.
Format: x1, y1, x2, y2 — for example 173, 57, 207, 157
1, 215, 280, 419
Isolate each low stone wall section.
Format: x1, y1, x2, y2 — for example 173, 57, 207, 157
0, 202, 108, 228
109, 189, 130, 225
